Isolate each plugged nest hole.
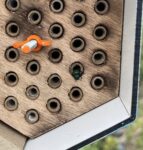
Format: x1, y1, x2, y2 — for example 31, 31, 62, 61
26, 85, 40, 100
70, 62, 84, 80
25, 109, 39, 124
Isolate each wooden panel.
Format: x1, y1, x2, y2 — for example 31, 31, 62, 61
0, 0, 124, 138
0, 121, 26, 150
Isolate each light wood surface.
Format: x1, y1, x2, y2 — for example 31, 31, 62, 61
0, 121, 26, 150
0, 0, 124, 138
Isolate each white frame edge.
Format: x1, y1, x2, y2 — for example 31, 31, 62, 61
120, 0, 138, 114
25, 0, 139, 149
25, 98, 129, 150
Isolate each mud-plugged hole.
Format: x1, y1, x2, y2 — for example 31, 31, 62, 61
26, 60, 40, 75
70, 37, 86, 52
93, 25, 108, 40
91, 76, 105, 90
4, 96, 18, 111
28, 10, 42, 25
5, 47, 19, 62
26, 85, 40, 100
5, 0, 20, 11
92, 50, 107, 65
70, 62, 84, 80
48, 48, 63, 63
50, 0, 65, 13
25, 109, 39, 124
47, 98, 61, 113
48, 74, 62, 89
95, 0, 109, 15
69, 87, 83, 102
71, 11, 86, 27
49, 23, 64, 39
6, 22, 20, 37
5, 72, 19, 87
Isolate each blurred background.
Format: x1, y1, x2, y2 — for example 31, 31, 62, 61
82, 17, 143, 150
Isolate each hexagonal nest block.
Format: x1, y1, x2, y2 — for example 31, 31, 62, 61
0, 0, 124, 138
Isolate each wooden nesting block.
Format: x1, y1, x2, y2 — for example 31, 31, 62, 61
0, 0, 124, 138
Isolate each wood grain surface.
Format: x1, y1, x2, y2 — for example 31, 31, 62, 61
0, 0, 124, 138
0, 121, 26, 150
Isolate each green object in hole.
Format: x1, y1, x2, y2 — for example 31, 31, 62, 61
72, 68, 83, 80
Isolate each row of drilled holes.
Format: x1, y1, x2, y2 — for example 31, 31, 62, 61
5, 46, 107, 66
5, 21, 108, 43
5, 47, 107, 85
4, 0, 109, 120
4, 86, 84, 124
4, 71, 105, 123
5, 0, 110, 39
5, 0, 109, 15
5, 0, 109, 82
4, 96, 61, 124
5, 0, 109, 38
4, 75, 105, 124
5, 85, 84, 105
4, 70, 105, 90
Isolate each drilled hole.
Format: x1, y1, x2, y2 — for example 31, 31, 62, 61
9, 51, 16, 58
48, 74, 62, 89
5, 72, 19, 87
95, 0, 109, 15
30, 64, 37, 71
92, 50, 107, 65
28, 10, 42, 25
72, 12, 86, 27
26, 60, 40, 75
8, 75, 16, 82
69, 87, 83, 102
48, 48, 63, 63
50, 0, 65, 13
5, 47, 19, 62
71, 37, 86, 52
91, 76, 105, 90
53, 27, 60, 34
49, 23, 64, 39
26, 85, 40, 100
93, 25, 108, 40
5, 0, 20, 11
4, 96, 18, 111
6, 22, 20, 37
70, 62, 84, 80
25, 109, 39, 124
47, 98, 61, 113
72, 90, 80, 98
50, 101, 57, 109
